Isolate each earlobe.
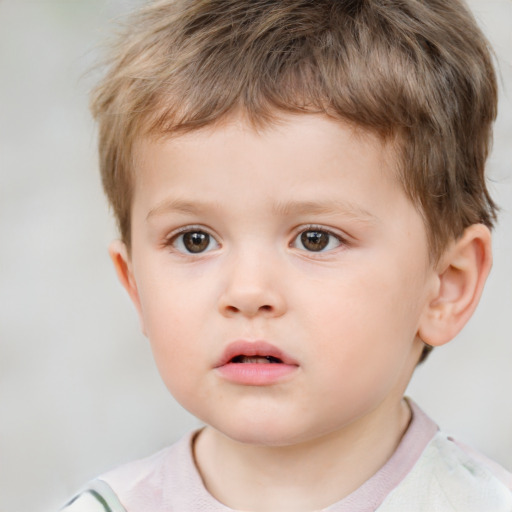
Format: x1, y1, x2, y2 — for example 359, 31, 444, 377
418, 224, 492, 347
109, 240, 146, 335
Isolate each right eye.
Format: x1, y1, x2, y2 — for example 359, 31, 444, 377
170, 229, 219, 254
291, 227, 345, 253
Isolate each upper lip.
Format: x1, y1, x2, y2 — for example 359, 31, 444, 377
215, 340, 299, 367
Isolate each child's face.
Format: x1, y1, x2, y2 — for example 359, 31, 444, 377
120, 114, 437, 446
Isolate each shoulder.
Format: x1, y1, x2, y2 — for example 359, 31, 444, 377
62, 430, 209, 512
100, 430, 200, 506
61, 480, 127, 512
380, 425, 512, 511
61, 494, 105, 512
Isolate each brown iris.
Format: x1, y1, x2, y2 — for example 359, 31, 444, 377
301, 230, 329, 251
183, 231, 210, 253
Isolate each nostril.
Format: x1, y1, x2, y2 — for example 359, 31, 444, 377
219, 289, 285, 318
222, 303, 274, 317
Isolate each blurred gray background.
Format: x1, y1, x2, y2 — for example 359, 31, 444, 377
0, 1, 510, 511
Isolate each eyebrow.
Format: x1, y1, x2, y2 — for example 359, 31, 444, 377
146, 197, 378, 223
146, 198, 222, 220
271, 199, 378, 223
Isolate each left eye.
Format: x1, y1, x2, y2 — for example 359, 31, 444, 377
171, 230, 219, 254
292, 229, 343, 252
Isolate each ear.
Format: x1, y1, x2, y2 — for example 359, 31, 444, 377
418, 224, 492, 347
109, 240, 147, 336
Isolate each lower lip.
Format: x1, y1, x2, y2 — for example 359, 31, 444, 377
216, 363, 298, 385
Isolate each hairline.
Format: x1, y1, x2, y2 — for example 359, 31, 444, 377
122, 106, 446, 263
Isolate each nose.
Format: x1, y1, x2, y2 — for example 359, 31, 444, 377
218, 251, 287, 319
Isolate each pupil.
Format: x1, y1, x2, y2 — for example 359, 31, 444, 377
301, 231, 329, 251
183, 232, 209, 253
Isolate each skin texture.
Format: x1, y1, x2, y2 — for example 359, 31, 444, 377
111, 113, 492, 511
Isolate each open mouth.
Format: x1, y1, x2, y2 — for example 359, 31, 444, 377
216, 341, 298, 384
230, 355, 283, 364
216, 340, 298, 368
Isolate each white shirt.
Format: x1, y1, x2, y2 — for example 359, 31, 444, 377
62, 400, 512, 512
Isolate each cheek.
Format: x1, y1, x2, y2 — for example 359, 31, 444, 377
302, 262, 424, 363
136, 258, 212, 333
299, 270, 421, 418
135, 274, 207, 378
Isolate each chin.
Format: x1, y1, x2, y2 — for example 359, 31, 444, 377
208, 415, 323, 448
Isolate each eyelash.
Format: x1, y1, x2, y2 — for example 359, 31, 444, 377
165, 226, 220, 255
165, 225, 348, 255
290, 225, 347, 254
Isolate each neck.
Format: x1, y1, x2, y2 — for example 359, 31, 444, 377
194, 398, 411, 512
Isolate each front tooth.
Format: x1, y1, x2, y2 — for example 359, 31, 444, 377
241, 356, 269, 364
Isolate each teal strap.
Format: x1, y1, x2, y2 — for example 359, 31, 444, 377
63, 479, 127, 512
87, 480, 127, 512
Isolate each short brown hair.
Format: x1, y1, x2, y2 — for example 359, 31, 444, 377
91, 0, 498, 259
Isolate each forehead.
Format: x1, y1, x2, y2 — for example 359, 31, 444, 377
133, 113, 399, 188
130, 114, 424, 242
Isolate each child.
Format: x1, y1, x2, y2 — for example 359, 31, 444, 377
64, 0, 512, 510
